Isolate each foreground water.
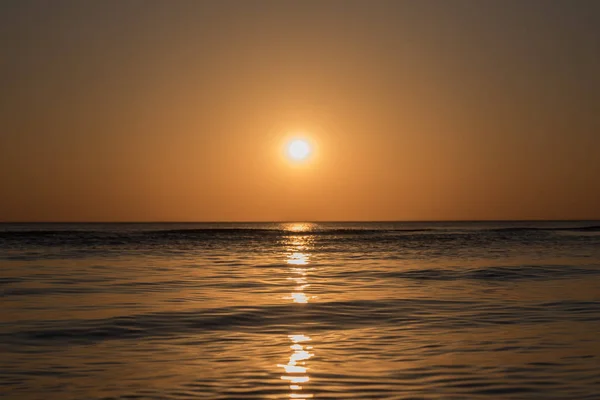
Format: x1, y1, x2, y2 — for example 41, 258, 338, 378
1, 221, 600, 399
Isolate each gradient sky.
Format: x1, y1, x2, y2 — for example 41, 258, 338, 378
1, 0, 599, 221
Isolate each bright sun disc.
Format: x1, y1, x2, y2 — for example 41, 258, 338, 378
287, 139, 312, 161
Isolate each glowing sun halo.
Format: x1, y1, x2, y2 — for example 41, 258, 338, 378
287, 139, 312, 161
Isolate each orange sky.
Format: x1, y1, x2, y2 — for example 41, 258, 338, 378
1, 1, 599, 221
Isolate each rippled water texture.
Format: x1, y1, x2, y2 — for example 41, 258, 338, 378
2, 221, 600, 399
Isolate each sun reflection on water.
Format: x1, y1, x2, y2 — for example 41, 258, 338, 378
287, 252, 309, 265
278, 334, 314, 398
278, 231, 316, 399
282, 223, 315, 233
285, 235, 315, 304
290, 292, 308, 304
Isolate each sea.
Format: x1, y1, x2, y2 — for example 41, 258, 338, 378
1, 221, 600, 399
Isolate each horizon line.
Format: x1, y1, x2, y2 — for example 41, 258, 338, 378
1, 219, 599, 224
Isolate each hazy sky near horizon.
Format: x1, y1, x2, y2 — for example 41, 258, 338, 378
1, 0, 599, 221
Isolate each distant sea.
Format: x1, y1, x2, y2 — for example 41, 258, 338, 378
2, 221, 600, 399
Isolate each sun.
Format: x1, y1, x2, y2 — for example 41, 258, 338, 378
287, 139, 312, 161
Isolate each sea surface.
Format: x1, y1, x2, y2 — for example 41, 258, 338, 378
1, 221, 600, 399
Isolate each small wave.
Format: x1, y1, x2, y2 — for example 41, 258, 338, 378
5, 299, 599, 345
372, 265, 600, 282
487, 225, 600, 233
0, 227, 434, 237
1, 225, 598, 243
146, 228, 437, 237
150, 228, 278, 235
0, 230, 107, 237
563, 225, 600, 232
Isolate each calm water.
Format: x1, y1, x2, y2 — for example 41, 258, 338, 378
1, 221, 600, 399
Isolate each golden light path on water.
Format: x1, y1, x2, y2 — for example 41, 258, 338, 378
278, 223, 315, 399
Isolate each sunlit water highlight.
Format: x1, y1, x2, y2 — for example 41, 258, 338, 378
1, 221, 600, 399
